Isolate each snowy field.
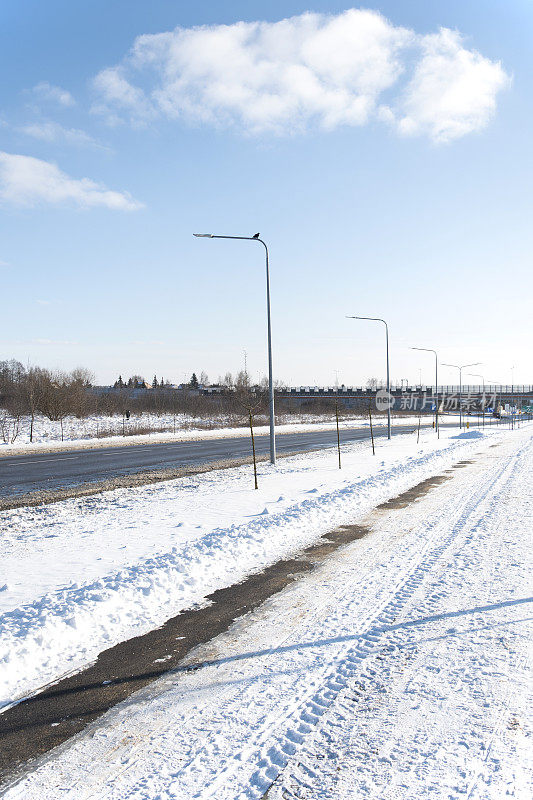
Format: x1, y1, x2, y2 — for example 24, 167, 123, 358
0, 411, 375, 454
0, 423, 523, 711
2, 421, 531, 799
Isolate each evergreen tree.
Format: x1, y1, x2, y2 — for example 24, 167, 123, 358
152, 375, 158, 388
190, 372, 198, 388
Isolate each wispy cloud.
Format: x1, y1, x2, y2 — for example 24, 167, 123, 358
0, 151, 143, 210
31, 81, 75, 107
92, 69, 150, 126
91, 9, 509, 142
0, 259, 11, 269
18, 121, 107, 150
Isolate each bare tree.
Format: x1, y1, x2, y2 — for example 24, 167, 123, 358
0, 360, 25, 443
0, 406, 22, 444
19, 367, 47, 442
69, 367, 95, 418
235, 369, 262, 489
37, 371, 74, 441
0, 360, 25, 397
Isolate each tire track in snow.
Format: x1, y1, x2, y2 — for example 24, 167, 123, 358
105, 437, 531, 800
268, 436, 533, 800
242, 440, 529, 799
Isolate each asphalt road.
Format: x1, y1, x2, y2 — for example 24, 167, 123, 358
0, 421, 446, 498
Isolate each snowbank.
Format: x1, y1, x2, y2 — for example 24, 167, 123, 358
451, 429, 484, 439
0, 424, 520, 710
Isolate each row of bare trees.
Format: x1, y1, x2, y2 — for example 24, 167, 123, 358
0, 361, 271, 440
0, 357, 356, 445
0, 360, 94, 442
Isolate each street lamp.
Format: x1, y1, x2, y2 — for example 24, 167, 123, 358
487, 379, 504, 424
442, 362, 481, 429
467, 372, 486, 428
410, 347, 439, 437
348, 316, 391, 439
194, 232, 276, 465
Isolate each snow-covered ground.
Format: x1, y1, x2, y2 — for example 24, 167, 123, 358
3, 422, 531, 799
0, 423, 521, 711
0, 411, 376, 455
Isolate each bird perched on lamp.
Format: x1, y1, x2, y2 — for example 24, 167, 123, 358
253, 232, 260, 238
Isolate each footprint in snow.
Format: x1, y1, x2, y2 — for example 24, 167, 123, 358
260, 508, 269, 515
307, 488, 318, 493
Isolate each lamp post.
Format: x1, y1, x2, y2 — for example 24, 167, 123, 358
348, 316, 391, 439
410, 347, 439, 437
442, 362, 481, 429
467, 372, 486, 428
194, 233, 276, 465
487, 379, 503, 424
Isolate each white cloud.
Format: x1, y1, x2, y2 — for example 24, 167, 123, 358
32, 81, 75, 107
91, 68, 153, 127
93, 10, 412, 132
93, 67, 150, 113
91, 9, 509, 141
19, 121, 106, 149
397, 28, 510, 142
0, 151, 143, 210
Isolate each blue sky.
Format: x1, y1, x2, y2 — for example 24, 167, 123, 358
0, 1, 531, 387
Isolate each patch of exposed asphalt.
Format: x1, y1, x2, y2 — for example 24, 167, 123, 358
0, 523, 369, 787
375, 474, 451, 510
0, 458, 466, 788
373, 455, 488, 511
